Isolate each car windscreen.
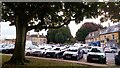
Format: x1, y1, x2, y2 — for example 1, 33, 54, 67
67, 49, 78, 52
54, 48, 60, 50
91, 48, 101, 52
40, 48, 45, 50
88, 47, 92, 49
111, 47, 117, 49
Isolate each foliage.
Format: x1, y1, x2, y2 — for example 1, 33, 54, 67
55, 32, 65, 43
47, 26, 72, 44
76, 22, 103, 41
99, 2, 120, 23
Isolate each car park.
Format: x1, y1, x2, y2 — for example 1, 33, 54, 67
87, 47, 106, 64
44, 46, 67, 58
63, 46, 83, 60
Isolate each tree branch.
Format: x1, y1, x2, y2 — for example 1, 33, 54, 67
25, 3, 50, 23
27, 17, 71, 31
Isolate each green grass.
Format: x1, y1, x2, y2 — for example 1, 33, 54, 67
0, 54, 119, 68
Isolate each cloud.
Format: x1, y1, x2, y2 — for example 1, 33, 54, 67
1, 22, 16, 39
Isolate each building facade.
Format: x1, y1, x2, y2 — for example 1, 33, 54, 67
0, 33, 47, 45
26, 33, 47, 45
86, 24, 120, 47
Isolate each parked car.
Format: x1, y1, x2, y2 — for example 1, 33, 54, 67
2, 44, 15, 54
115, 51, 120, 65
0, 43, 7, 52
104, 47, 118, 53
63, 46, 83, 60
25, 45, 39, 56
82, 46, 92, 54
32, 45, 53, 57
110, 47, 118, 53
87, 47, 106, 64
44, 46, 67, 58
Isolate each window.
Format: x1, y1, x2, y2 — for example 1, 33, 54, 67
40, 39, 42, 41
104, 36, 106, 38
112, 34, 114, 40
91, 48, 101, 53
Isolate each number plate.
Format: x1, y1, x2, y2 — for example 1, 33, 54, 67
66, 56, 71, 58
92, 58, 99, 60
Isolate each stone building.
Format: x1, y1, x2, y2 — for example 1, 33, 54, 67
86, 24, 120, 47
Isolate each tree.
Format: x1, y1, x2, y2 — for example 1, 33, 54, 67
55, 32, 65, 43
47, 29, 57, 43
98, 2, 120, 23
76, 22, 103, 42
2, 2, 105, 64
47, 26, 72, 44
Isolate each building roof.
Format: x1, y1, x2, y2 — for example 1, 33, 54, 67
100, 24, 120, 35
86, 24, 120, 40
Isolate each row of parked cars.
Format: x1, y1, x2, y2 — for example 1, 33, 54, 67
25, 44, 84, 60
0, 43, 120, 65
0, 43, 15, 54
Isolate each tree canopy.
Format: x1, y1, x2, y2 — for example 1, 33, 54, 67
76, 22, 103, 42
47, 26, 72, 44
99, 2, 120, 23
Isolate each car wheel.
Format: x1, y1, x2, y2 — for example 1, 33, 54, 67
76, 56, 79, 61
102, 58, 106, 64
26, 52, 31, 56
56, 54, 60, 59
87, 57, 91, 62
63, 56, 66, 60
37, 54, 40, 57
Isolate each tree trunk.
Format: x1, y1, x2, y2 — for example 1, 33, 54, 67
5, 16, 29, 65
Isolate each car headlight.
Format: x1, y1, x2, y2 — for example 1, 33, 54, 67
72, 54, 78, 56
63, 53, 65, 56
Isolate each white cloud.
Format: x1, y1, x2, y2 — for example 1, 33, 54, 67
1, 22, 16, 39
68, 21, 83, 37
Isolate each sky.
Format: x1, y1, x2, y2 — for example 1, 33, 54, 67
0, 18, 119, 39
